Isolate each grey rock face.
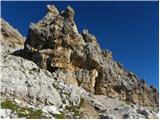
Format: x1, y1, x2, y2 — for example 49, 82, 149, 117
52, 79, 89, 107
1, 55, 62, 107
42, 106, 60, 115
1, 55, 89, 108
1, 54, 90, 119
1, 18, 24, 56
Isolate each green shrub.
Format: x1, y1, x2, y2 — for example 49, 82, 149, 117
79, 98, 84, 107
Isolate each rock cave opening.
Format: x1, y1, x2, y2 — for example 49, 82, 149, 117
94, 70, 103, 95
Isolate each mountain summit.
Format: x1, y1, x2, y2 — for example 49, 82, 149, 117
1, 5, 159, 119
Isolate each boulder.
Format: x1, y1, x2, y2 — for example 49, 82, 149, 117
42, 106, 60, 115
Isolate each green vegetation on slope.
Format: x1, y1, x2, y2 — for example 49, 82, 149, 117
1, 100, 42, 119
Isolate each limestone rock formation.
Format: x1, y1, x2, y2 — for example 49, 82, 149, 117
0, 5, 159, 119
0, 17, 90, 119
19, 5, 158, 107
0, 18, 25, 56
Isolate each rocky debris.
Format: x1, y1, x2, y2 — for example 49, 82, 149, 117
137, 106, 159, 119
52, 79, 89, 107
140, 109, 151, 119
93, 95, 159, 119
91, 98, 105, 111
80, 99, 100, 119
0, 109, 18, 119
42, 106, 60, 117
0, 18, 24, 56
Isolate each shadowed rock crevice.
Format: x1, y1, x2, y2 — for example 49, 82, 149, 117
94, 70, 103, 95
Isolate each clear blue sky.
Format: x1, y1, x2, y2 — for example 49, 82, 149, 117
1, 1, 159, 89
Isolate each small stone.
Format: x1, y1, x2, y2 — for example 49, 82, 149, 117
0, 109, 17, 119
14, 99, 21, 104
42, 106, 60, 115
123, 114, 130, 119
140, 109, 150, 119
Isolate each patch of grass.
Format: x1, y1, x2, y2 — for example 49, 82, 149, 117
27, 109, 42, 119
77, 80, 83, 86
65, 105, 81, 118
53, 113, 65, 119
73, 109, 81, 117
1, 100, 42, 119
79, 98, 84, 107
1, 100, 17, 110
63, 97, 85, 118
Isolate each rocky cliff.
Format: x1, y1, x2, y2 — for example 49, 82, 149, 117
0, 5, 159, 119
21, 5, 158, 107
1, 18, 24, 56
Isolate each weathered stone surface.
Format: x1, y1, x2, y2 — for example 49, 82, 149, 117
82, 29, 97, 43
63, 6, 75, 20
1, 55, 62, 107
46, 5, 59, 16
0, 55, 90, 119
1, 18, 24, 56
42, 106, 60, 115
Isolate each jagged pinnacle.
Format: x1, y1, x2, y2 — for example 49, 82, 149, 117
64, 5, 75, 20
46, 5, 59, 15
